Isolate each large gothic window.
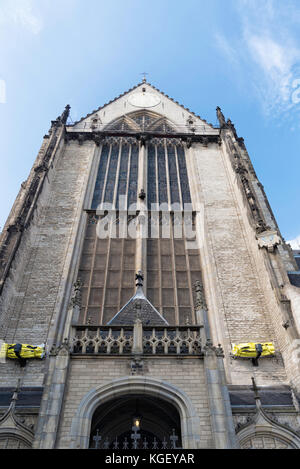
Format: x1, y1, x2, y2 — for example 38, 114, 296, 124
91, 140, 139, 210
147, 141, 191, 208
77, 111, 202, 326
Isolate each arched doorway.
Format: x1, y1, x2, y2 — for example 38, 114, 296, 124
89, 395, 182, 449
70, 376, 201, 449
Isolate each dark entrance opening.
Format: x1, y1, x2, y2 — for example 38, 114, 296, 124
89, 394, 182, 449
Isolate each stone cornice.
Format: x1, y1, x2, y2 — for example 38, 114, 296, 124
65, 130, 221, 147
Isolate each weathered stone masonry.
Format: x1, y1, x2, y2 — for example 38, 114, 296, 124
0, 83, 300, 449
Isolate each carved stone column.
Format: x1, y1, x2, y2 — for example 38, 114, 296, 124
194, 281, 238, 448
203, 341, 239, 449
33, 340, 70, 449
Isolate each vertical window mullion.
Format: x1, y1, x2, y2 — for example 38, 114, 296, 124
101, 143, 112, 206
91, 143, 110, 210
174, 145, 183, 209
164, 141, 172, 209
113, 139, 123, 209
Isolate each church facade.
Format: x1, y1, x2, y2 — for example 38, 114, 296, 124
1, 81, 300, 449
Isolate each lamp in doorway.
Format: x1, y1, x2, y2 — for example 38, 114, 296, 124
132, 414, 142, 429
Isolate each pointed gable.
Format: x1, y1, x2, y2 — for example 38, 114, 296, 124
107, 277, 168, 326
69, 80, 218, 134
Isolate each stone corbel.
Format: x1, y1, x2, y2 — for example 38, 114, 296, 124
136, 134, 149, 147
7, 217, 25, 233
201, 136, 208, 147
77, 134, 84, 146
186, 137, 192, 149
234, 163, 247, 176
256, 230, 282, 252
93, 134, 104, 146
34, 162, 48, 174
130, 357, 144, 375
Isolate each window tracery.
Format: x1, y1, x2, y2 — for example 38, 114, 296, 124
104, 110, 177, 134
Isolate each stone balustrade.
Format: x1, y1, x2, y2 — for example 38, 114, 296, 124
70, 325, 203, 356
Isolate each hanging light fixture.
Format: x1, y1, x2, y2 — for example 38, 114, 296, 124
132, 415, 141, 429
132, 399, 142, 429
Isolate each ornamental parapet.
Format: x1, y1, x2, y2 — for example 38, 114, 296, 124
70, 325, 203, 356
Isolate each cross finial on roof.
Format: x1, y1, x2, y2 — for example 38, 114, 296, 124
140, 72, 148, 83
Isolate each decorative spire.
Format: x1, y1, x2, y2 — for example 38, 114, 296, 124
216, 106, 226, 128
10, 378, 21, 412
251, 376, 261, 408
60, 104, 71, 124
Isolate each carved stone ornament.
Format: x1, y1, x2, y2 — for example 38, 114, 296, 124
203, 339, 224, 357
194, 280, 207, 311
256, 230, 282, 252
49, 338, 70, 356
70, 278, 82, 307
130, 356, 144, 375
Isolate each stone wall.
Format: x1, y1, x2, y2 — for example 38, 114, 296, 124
0, 140, 95, 386
187, 142, 288, 386
56, 357, 213, 449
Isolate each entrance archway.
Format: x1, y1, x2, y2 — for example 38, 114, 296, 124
70, 376, 201, 448
90, 395, 181, 449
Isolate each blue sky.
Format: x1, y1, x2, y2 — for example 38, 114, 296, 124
0, 0, 299, 246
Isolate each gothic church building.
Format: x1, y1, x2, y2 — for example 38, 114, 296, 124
1, 81, 300, 449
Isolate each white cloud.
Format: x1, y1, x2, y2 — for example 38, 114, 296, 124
245, 34, 299, 115
288, 236, 300, 250
215, 33, 239, 66
0, 0, 43, 35
216, 0, 300, 118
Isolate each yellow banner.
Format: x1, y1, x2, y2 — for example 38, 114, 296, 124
4, 343, 45, 360
232, 342, 274, 358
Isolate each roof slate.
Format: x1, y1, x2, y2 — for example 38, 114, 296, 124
0, 387, 43, 408
107, 286, 168, 326
229, 386, 294, 407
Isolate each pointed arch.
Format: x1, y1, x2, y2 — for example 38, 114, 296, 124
236, 407, 300, 449
104, 110, 178, 133
0, 407, 34, 449
70, 376, 201, 449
